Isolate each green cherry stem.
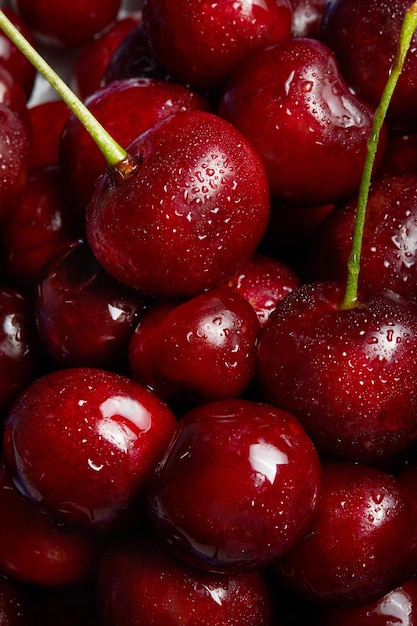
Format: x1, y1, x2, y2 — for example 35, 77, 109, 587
0, 9, 130, 171
340, 0, 417, 310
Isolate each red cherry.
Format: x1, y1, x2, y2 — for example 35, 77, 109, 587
147, 398, 321, 571
0, 461, 100, 586
97, 533, 275, 626
257, 281, 417, 463
12, 0, 122, 48
128, 287, 260, 405
0, 8, 37, 98
275, 461, 417, 606
219, 37, 387, 205
28, 99, 70, 169
0, 103, 29, 221
142, 0, 292, 90
86, 109, 270, 299
36, 239, 149, 370
2, 367, 177, 531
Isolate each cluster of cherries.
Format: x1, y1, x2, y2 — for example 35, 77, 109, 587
2, 0, 417, 623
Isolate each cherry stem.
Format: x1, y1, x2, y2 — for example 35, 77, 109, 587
340, 0, 417, 310
0, 9, 128, 168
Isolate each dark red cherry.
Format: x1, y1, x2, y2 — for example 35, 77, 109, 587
256, 281, 417, 463
97, 533, 275, 626
315, 576, 417, 626
128, 287, 260, 405
59, 77, 210, 214
72, 13, 141, 101
2, 367, 177, 531
0, 163, 79, 294
142, 0, 292, 91
224, 253, 301, 327
312, 175, 417, 304
28, 99, 70, 169
36, 239, 148, 370
0, 103, 29, 221
0, 8, 37, 98
275, 462, 417, 606
320, 0, 417, 133
86, 109, 270, 299
147, 398, 321, 571
0, 461, 100, 586
0, 287, 38, 415
13, 0, 122, 48
219, 37, 387, 205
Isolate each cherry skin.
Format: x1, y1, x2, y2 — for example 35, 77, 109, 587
224, 253, 301, 327
0, 66, 29, 131
256, 281, 417, 464
0, 163, 79, 294
0, 8, 37, 99
312, 174, 417, 305
97, 533, 275, 626
0, 461, 101, 587
315, 576, 417, 626
2, 367, 177, 531
0, 103, 29, 222
147, 398, 321, 572
128, 287, 260, 405
142, 0, 293, 91
86, 109, 270, 299
219, 37, 387, 206
72, 12, 141, 101
12, 0, 122, 48
36, 239, 149, 371
59, 76, 210, 214
0, 287, 39, 415
275, 461, 417, 606
320, 0, 417, 133
27, 99, 70, 170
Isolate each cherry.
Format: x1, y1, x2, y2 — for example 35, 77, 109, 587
97, 532, 275, 626
314, 576, 417, 626
147, 397, 321, 572
59, 76, 210, 214
257, 281, 417, 463
0, 287, 39, 415
72, 12, 141, 101
36, 239, 149, 370
142, 0, 293, 91
0, 8, 37, 99
312, 174, 417, 305
0, 103, 30, 222
0, 163, 79, 294
275, 461, 417, 606
224, 253, 301, 327
0, 461, 100, 586
27, 99, 70, 169
86, 109, 270, 298
128, 287, 260, 405
219, 36, 387, 206
0, 66, 29, 131
320, 0, 417, 133
12, 0, 122, 48
2, 367, 177, 531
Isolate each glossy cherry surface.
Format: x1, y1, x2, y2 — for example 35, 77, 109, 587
219, 37, 386, 206
320, 0, 417, 132
36, 239, 148, 370
312, 174, 417, 304
86, 109, 270, 299
128, 287, 260, 405
0, 104, 29, 221
97, 533, 275, 626
142, 0, 292, 90
1, 163, 78, 294
147, 398, 321, 571
275, 462, 417, 606
0, 287, 38, 415
257, 281, 417, 463
0, 462, 100, 586
2, 367, 177, 531
59, 76, 210, 213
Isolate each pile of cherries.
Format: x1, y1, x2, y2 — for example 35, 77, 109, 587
2, 0, 417, 623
